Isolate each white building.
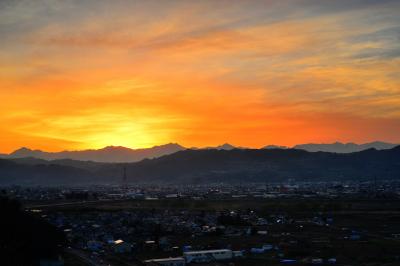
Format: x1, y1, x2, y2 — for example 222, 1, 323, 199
144, 257, 186, 266
183, 249, 233, 263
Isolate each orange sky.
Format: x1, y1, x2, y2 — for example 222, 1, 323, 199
1, 0, 400, 153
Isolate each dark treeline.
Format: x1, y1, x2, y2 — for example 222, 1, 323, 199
0, 195, 65, 265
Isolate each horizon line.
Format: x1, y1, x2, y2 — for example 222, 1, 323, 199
2, 140, 399, 154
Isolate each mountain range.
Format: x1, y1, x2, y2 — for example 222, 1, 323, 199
293, 141, 398, 153
0, 146, 399, 186
0, 141, 397, 163
2, 143, 185, 163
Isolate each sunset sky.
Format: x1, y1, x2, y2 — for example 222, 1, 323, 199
1, 0, 400, 153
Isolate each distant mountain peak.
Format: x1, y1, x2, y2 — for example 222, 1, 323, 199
216, 143, 236, 150
10, 147, 38, 156
294, 141, 398, 153
101, 146, 132, 151
13, 147, 33, 152
6, 143, 186, 163
154, 143, 184, 148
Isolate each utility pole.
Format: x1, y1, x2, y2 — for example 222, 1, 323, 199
122, 165, 128, 190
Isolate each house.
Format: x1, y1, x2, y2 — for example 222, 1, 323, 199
328, 258, 337, 264
349, 234, 361, 240
112, 239, 131, 253
144, 240, 157, 250
250, 244, 273, 254
233, 250, 245, 258
250, 247, 265, 254
144, 257, 186, 266
183, 249, 233, 263
311, 258, 323, 264
280, 259, 297, 264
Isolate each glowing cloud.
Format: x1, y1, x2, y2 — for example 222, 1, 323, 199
0, 0, 399, 152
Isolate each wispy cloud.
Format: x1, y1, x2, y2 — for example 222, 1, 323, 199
0, 0, 399, 151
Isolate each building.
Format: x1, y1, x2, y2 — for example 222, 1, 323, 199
183, 249, 233, 263
112, 239, 131, 253
144, 257, 186, 266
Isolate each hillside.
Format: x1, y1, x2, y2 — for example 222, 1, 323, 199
0, 146, 399, 186
122, 147, 400, 183
294, 141, 398, 153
